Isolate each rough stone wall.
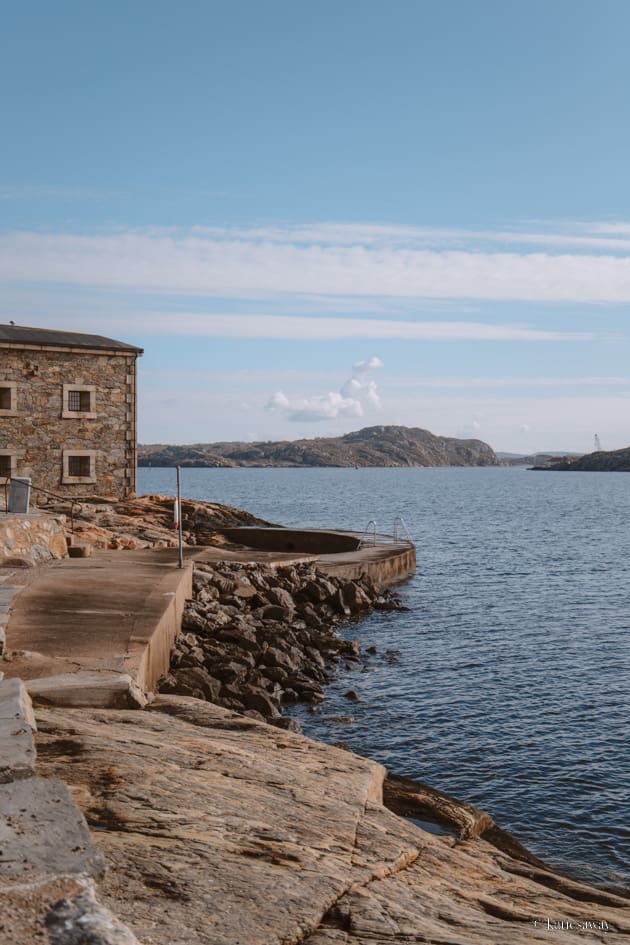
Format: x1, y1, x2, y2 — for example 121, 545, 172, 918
0, 513, 68, 563
0, 346, 138, 499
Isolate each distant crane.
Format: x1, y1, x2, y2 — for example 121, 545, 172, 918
594, 433, 602, 452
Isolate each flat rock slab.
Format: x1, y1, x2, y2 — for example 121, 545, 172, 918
0, 874, 140, 945
33, 699, 630, 945
0, 777, 105, 880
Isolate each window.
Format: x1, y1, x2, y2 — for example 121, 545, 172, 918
62, 385, 96, 419
0, 383, 17, 416
68, 389, 91, 412
0, 455, 11, 479
68, 455, 91, 477
62, 450, 96, 484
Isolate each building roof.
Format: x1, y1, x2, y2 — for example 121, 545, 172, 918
0, 324, 143, 354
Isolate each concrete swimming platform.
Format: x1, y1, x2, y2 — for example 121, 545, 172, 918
1, 528, 415, 709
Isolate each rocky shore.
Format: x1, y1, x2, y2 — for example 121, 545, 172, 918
4, 495, 629, 942
532, 445, 630, 472
159, 560, 402, 725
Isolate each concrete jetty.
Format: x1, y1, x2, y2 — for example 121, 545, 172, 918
1, 529, 415, 709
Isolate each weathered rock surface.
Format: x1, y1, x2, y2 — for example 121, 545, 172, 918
0, 874, 142, 945
0, 777, 105, 880
139, 424, 501, 468
38, 493, 273, 551
34, 699, 630, 945
0, 677, 142, 945
159, 560, 403, 721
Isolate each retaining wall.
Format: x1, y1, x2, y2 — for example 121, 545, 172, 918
0, 513, 68, 565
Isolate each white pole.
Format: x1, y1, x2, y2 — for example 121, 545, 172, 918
176, 465, 184, 569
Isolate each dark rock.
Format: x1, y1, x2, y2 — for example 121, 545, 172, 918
280, 689, 299, 703
170, 667, 221, 701
258, 665, 289, 684
181, 609, 207, 633
300, 606, 324, 630
269, 717, 302, 734
267, 586, 295, 612
240, 685, 281, 718
339, 582, 372, 613
178, 647, 206, 667
343, 690, 360, 701
339, 639, 361, 657
261, 604, 293, 622
232, 583, 258, 599
211, 661, 248, 683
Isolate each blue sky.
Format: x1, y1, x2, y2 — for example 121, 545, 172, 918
1, 0, 630, 452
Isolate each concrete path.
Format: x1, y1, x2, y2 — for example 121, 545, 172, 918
2, 548, 199, 706
1, 545, 322, 707
1, 536, 414, 709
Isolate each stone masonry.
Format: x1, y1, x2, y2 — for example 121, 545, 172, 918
0, 514, 68, 564
0, 325, 143, 500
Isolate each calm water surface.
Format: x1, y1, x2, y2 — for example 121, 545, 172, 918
139, 466, 630, 890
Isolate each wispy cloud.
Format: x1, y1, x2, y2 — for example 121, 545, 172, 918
80, 312, 600, 342
388, 375, 630, 389
0, 184, 114, 201
2, 224, 630, 303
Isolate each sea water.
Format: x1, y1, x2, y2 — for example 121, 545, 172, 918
139, 465, 630, 891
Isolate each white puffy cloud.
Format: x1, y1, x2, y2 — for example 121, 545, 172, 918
267, 358, 383, 422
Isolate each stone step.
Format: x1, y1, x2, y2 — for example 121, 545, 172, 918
0, 678, 37, 782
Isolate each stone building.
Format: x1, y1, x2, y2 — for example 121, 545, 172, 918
0, 324, 143, 500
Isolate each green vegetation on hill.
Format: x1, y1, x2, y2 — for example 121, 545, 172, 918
139, 425, 500, 468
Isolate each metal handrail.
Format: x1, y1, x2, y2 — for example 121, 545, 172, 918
361, 519, 377, 546
393, 515, 412, 544
356, 517, 414, 548
0, 474, 100, 534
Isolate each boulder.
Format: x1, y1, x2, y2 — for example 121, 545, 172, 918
240, 685, 281, 718
267, 586, 296, 612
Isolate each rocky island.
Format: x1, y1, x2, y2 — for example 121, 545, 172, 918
533, 445, 630, 472
139, 425, 501, 468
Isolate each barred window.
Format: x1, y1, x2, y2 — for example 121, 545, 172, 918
62, 385, 95, 418
68, 389, 92, 412
68, 455, 91, 478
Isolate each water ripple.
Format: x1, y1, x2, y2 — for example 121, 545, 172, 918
140, 465, 630, 892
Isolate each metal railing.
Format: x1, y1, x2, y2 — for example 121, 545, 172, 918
1, 475, 98, 534
357, 516, 414, 548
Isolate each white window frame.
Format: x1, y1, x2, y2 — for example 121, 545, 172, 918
0, 382, 18, 416
62, 384, 97, 419
62, 450, 97, 484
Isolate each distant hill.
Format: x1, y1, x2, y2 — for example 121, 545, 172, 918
139, 425, 501, 468
533, 446, 630, 472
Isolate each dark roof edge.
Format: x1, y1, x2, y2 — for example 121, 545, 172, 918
0, 324, 143, 354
